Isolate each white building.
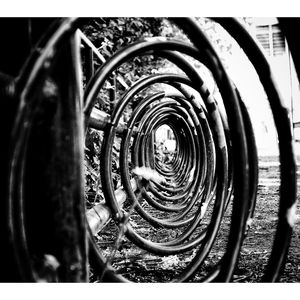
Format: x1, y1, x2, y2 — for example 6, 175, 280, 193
221, 18, 300, 155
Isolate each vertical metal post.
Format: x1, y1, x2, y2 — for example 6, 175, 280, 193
109, 73, 116, 112
35, 34, 87, 282
149, 130, 156, 169
84, 46, 94, 83
2, 19, 88, 282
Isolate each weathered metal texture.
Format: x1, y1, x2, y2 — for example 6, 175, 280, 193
32, 34, 87, 282
4, 18, 88, 282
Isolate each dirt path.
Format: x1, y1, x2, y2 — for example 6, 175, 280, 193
91, 156, 300, 282
235, 156, 300, 282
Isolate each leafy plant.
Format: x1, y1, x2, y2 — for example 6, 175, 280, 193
83, 18, 166, 202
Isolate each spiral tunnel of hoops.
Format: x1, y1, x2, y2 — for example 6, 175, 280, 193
2, 17, 300, 282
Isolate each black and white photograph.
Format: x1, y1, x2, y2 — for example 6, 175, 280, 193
0, 2, 300, 297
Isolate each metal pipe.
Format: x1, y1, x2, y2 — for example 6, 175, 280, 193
86, 178, 137, 235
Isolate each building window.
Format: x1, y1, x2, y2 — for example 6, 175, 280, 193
256, 24, 285, 57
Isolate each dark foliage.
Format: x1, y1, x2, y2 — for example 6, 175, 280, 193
82, 18, 165, 202
82, 18, 163, 56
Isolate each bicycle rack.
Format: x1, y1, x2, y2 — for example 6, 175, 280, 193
0, 17, 298, 282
